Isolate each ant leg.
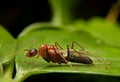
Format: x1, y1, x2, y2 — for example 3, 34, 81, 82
66, 45, 84, 60
54, 42, 63, 49
31, 55, 40, 67
65, 45, 70, 61
72, 41, 95, 59
53, 46, 73, 68
72, 41, 104, 62
67, 44, 93, 64
72, 41, 86, 50
67, 44, 84, 58
24, 55, 40, 68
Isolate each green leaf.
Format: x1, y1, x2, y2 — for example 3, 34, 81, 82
15, 24, 120, 81
0, 25, 16, 81
0, 25, 16, 65
75, 17, 120, 47
18, 22, 54, 38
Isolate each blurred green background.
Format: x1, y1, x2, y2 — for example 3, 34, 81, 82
0, 0, 119, 37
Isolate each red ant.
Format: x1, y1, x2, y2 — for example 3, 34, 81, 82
25, 41, 94, 67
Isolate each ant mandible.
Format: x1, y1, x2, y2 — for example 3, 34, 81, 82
25, 41, 93, 67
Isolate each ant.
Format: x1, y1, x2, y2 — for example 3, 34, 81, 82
25, 41, 94, 67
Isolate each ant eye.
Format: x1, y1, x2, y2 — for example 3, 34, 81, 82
26, 49, 37, 57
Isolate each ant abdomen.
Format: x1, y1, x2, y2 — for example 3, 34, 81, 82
69, 54, 93, 64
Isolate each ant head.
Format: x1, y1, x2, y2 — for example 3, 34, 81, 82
25, 48, 38, 57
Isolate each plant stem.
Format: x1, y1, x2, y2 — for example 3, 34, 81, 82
106, 1, 120, 23
49, 0, 75, 26
0, 60, 14, 82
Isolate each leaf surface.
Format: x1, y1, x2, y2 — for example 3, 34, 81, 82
15, 23, 120, 81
